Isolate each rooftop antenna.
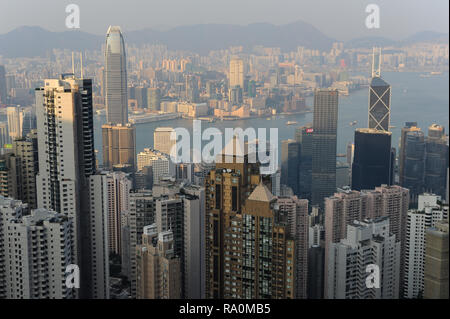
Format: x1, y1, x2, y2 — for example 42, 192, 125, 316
71, 52, 75, 75
80, 52, 84, 79
371, 47, 381, 78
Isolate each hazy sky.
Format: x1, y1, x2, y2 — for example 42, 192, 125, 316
0, 0, 448, 40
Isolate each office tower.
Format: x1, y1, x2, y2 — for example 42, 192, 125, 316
404, 194, 448, 299
20, 109, 37, 138
0, 122, 9, 147
87, 174, 111, 299
229, 58, 244, 89
326, 217, 400, 299
352, 128, 393, 191
35, 75, 96, 298
147, 88, 161, 112
136, 225, 181, 299
277, 196, 309, 299
137, 149, 175, 185
311, 89, 338, 207
0, 196, 28, 298
0, 202, 75, 299
127, 190, 155, 297
424, 220, 449, 299
0, 65, 7, 105
402, 130, 426, 204
153, 127, 176, 156
368, 48, 391, 131
102, 123, 136, 170
399, 123, 420, 186
0, 131, 38, 209
105, 26, 128, 125
181, 186, 206, 299
424, 124, 449, 199
101, 171, 132, 255
295, 124, 313, 201
205, 139, 263, 298
281, 139, 300, 195
7, 106, 23, 141
271, 169, 281, 197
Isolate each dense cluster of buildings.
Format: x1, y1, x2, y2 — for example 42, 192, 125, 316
0, 25, 448, 300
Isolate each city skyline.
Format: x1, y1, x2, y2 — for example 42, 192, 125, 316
0, 0, 448, 305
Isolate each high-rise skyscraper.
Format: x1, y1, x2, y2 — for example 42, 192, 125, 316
105, 26, 128, 125
368, 48, 391, 131
324, 185, 409, 298
351, 128, 393, 191
136, 225, 181, 299
0, 199, 75, 299
311, 89, 338, 207
281, 139, 300, 195
399, 122, 420, 187
0, 131, 38, 209
102, 123, 136, 170
404, 194, 448, 299
277, 196, 309, 299
87, 174, 112, 299
6, 106, 23, 141
424, 124, 449, 199
35, 75, 96, 298
205, 139, 263, 298
229, 58, 244, 89
326, 217, 401, 299
295, 124, 313, 201
424, 219, 449, 299
0, 65, 7, 105
402, 130, 426, 204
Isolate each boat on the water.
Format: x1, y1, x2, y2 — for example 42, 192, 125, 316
286, 121, 298, 126
349, 121, 357, 126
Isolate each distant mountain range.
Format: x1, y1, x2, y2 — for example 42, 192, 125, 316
0, 22, 448, 58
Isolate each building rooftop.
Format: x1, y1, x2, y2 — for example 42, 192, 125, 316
248, 182, 275, 202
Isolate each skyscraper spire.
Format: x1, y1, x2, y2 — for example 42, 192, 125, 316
372, 47, 382, 78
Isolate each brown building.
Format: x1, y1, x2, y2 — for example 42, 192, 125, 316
424, 220, 449, 299
205, 137, 264, 298
136, 225, 181, 299
205, 137, 298, 299
102, 123, 136, 170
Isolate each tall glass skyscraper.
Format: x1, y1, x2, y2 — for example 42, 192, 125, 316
368, 48, 391, 131
311, 89, 338, 207
105, 26, 128, 125
351, 128, 393, 191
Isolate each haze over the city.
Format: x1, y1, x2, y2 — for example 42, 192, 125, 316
0, 0, 448, 40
